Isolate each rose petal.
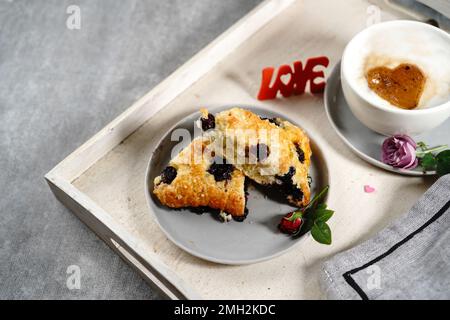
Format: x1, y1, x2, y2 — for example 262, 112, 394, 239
395, 134, 417, 149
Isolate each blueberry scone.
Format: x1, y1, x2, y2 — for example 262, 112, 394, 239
153, 137, 248, 219
199, 108, 311, 207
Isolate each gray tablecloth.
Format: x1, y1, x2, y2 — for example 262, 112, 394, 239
0, 0, 261, 300
321, 174, 450, 300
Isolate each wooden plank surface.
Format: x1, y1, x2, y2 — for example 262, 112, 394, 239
72, 0, 435, 299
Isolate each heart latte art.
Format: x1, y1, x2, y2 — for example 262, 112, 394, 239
366, 63, 426, 110
344, 23, 450, 111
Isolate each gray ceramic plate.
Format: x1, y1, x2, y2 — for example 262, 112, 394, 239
325, 61, 450, 176
145, 106, 329, 265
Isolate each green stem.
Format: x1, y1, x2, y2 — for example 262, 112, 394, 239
305, 185, 329, 211
290, 186, 330, 220
416, 145, 448, 157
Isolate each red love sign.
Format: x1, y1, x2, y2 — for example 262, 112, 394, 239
257, 56, 329, 100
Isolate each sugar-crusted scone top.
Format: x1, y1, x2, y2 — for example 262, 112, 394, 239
201, 108, 311, 207
153, 137, 247, 216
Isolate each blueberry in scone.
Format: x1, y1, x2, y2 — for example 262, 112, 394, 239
160, 166, 177, 184
200, 108, 312, 207
153, 137, 248, 218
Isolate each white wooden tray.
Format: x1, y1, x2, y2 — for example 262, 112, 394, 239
46, 0, 434, 299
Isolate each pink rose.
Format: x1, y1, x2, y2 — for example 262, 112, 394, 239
382, 135, 418, 169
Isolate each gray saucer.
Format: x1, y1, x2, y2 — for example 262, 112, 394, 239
325, 61, 450, 176
145, 106, 329, 265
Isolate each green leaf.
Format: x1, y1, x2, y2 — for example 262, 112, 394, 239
301, 217, 314, 233
303, 203, 325, 219
420, 153, 437, 171
436, 150, 450, 176
315, 203, 327, 210
311, 221, 332, 245
315, 208, 334, 223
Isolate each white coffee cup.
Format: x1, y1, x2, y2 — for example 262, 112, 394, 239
341, 20, 450, 136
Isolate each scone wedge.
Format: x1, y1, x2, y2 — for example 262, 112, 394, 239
153, 137, 247, 219
199, 108, 311, 207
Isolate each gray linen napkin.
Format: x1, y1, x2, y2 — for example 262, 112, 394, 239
321, 174, 450, 300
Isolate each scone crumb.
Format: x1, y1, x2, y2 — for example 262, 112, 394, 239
219, 211, 232, 223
